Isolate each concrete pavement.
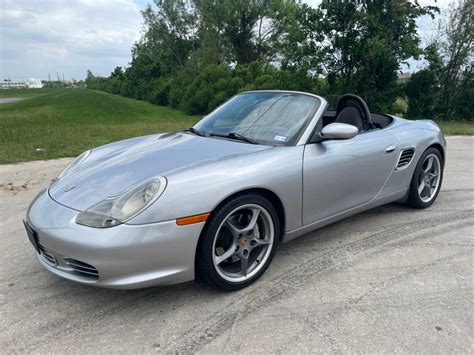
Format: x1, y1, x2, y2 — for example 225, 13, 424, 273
0, 136, 472, 353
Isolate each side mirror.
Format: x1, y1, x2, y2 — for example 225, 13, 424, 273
320, 123, 358, 140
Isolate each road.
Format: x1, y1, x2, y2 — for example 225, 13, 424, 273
0, 136, 472, 353
0, 98, 24, 104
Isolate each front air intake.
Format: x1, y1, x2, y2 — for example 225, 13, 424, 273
396, 148, 415, 169
39, 244, 57, 266
63, 257, 99, 280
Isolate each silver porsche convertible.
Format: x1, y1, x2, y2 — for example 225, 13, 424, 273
25, 91, 446, 290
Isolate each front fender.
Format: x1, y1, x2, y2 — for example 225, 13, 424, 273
128, 146, 305, 232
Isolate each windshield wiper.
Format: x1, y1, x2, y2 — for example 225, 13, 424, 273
209, 132, 259, 145
184, 127, 207, 137
185, 128, 258, 144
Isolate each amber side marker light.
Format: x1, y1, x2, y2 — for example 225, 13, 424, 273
176, 213, 210, 226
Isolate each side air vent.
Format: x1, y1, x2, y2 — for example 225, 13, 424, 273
63, 257, 99, 280
396, 148, 415, 169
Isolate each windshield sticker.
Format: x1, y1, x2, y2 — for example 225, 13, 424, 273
273, 135, 287, 142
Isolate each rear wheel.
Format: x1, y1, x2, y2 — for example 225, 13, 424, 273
406, 147, 443, 208
197, 194, 280, 291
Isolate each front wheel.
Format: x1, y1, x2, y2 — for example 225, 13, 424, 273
197, 194, 280, 291
406, 147, 444, 208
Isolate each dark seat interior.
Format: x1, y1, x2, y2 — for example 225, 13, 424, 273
371, 113, 392, 128
334, 106, 364, 131
323, 94, 393, 132
323, 111, 393, 129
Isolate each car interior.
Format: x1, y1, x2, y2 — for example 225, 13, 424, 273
322, 94, 393, 132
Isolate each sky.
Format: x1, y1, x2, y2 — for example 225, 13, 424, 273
0, 0, 449, 81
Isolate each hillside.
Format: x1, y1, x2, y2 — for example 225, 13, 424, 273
0, 89, 197, 164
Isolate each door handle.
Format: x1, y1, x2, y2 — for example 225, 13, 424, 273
385, 145, 397, 153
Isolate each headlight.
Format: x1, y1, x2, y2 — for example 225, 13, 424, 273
75, 177, 167, 228
56, 150, 91, 181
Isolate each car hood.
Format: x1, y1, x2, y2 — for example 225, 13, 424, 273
49, 132, 270, 211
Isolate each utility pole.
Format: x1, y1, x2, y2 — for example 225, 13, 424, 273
48, 73, 51, 82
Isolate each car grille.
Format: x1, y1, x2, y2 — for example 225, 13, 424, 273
62, 257, 99, 280
39, 244, 57, 266
396, 148, 415, 169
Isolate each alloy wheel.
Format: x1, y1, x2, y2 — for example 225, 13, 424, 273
417, 153, 441, 203
212, 204, 274, 283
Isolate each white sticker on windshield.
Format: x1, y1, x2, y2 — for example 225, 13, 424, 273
273, 135, 287, 142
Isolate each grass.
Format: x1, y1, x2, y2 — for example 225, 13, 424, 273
0, 88, 53, 99
437, 121, 474, 135
0, 88, 198, 164
0, 88, 472, 164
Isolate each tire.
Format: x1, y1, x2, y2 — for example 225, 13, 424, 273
197, 194, 280, 291
406, 147, 444, 209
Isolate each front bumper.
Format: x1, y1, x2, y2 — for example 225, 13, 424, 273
26, 189, 205, 289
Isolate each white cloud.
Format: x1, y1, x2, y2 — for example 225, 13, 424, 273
0, 0, 144, 80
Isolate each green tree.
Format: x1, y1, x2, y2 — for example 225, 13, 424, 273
451, 65, 473, 121
194, 0, 299, 66
406, 70, 438, 118
292, 0, 438, 111
281, 4, 324, 72
86, 0, 458, 119
436, 0, 474, 119
406, 43, 443, 119
140, 0, 197, 74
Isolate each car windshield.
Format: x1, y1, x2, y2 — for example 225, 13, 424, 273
193, 92, 321, 146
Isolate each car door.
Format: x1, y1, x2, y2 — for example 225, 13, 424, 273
302, 129, 399, 225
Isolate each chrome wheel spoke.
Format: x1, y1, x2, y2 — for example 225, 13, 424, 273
240, 255, 249, 276
424, 156, 434, 173
426, 184, 432, 198
224, 208, 260, 236
242, 208, 260, 234
418, 181, 426, 195
225, 219, 242, 238
251, 237, 271, 247
215, 245, 237, 265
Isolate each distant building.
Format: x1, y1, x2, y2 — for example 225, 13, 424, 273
25, 78, 43, 88
0, 80, 26, 89
0, 78, 43, 89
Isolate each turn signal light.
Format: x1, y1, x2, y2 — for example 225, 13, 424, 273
176, 213, 210, 226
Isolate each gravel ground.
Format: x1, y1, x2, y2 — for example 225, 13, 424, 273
0, 136, 472, 353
